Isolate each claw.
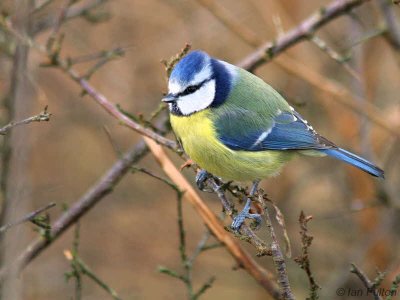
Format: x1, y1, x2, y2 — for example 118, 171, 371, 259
195, 169, 213, 192
231, 199, 262, 231
230, 180, 262, 231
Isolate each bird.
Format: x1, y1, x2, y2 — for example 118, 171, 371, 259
162, 50, 384, 230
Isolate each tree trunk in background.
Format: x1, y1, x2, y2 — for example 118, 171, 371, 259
0, 1, 34, 299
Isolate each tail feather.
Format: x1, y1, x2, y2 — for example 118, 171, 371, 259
322, 148, 384, 178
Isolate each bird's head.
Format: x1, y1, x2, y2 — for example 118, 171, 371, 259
162, 50, 236, 116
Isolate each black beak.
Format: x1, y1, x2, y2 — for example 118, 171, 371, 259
162, 94, 177, 103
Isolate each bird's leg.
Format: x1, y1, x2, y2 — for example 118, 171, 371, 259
231, 180, 262, 231
195, 169, 214, 192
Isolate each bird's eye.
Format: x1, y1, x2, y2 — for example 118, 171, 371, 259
185, 85, 198, 94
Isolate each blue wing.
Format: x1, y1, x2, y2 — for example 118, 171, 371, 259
216, 110, 334, 151
215, 109, 384, 178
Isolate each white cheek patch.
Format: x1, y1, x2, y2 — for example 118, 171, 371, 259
177, 79, 216, 115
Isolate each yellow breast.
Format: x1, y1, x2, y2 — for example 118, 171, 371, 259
170, 110, 294, 181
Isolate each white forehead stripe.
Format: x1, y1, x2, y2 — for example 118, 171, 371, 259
189, 63, 212, 86
177, 79, 216, 115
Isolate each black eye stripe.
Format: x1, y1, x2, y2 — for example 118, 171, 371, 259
177, 78, 213, 97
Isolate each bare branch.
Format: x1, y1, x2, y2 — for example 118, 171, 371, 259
0, 106, 51, 135
238, 0, 370, 71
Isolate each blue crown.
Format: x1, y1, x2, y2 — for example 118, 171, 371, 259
170, 50, 210, 84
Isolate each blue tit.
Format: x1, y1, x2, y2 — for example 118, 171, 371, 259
162, 50, 384, 230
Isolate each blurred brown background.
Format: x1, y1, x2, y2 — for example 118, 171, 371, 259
0, 0, 399, 299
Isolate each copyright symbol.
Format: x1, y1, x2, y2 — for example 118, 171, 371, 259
336, 288, 345, 296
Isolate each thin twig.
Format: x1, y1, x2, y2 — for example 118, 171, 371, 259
66, 223, 83, 300
0, 106, 51, 135
258, 194, 294, 300
0, 202, 56, 233
309, 35, 362, 82
64, 250, 122, 300
32, 0, 108, 35
46, 0, 75, 51
67, 47, 125, 65
294, 211, 319, 300
350, 263, 383, 300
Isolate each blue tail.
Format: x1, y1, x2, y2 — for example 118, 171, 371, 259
321, 148, 384, 178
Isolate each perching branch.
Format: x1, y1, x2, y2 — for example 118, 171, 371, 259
0, 106, 51, 135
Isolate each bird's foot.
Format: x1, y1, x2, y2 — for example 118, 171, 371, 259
195, 169, 214, 192
231, 198, 262, 231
